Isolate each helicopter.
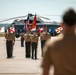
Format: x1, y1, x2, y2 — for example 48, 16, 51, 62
0, 13, 60, 37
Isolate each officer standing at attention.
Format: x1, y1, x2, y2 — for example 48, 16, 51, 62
24, 30, 31, 58
40, 30, 45, 57
31, 31, 38, 59
44, 29, 51, 41
5, 28, 15, 58
20, 32, 24, 47
40, 29, 51, 57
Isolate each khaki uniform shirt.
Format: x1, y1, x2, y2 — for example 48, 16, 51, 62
5, 33, 15, 43
31, 34, 38, 43
40, 33, 45, 41
40, 32, 51, 41
41, 33, 76, 75
45, 33, 51, 40
24, 34, 31, 42
20, 33, 24, 38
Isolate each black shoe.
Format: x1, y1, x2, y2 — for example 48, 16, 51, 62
7, 56, 14, 58
7, 57, 11, 59
7, 57, 10, 58
11, 56, 15, 58
21, 46, 24, 47
35, 58, 38, 60
27, 57, 30, 58
26, 55, 30, 58
31, 57, 34, 59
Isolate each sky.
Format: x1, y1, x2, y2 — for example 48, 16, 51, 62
0, 0, 76, 23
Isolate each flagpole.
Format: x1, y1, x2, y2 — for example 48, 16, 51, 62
35, 13, 37, 30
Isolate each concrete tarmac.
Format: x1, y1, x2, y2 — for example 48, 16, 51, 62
0, 37, 58, 75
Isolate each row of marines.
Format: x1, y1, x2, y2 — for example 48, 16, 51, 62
5, 28, 51, 59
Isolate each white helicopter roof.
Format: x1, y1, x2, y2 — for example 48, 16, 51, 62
13, 15, 45, 25
29, 16, 44, 23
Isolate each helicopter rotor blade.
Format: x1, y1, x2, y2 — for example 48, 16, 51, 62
36, 15, 50, 20
28, 14, 50, 20
0, 14, 51, 22
0, 15, 27, 22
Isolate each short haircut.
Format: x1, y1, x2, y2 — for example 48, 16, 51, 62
63, 8, 76, 27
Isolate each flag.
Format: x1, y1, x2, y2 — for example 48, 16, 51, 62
0, 26, 5, 33
28, 14, 36, 31
31, 28, 36, 31
40, 28, 43, 31
37, 27, 41, 34
49, 27, 54, 33
40, 26, 46, 31
42, 26, 46, 30
24, 15, 29, 30
10, 26, 15, 33
49, 28, 51, 32
55, 26, 63, 34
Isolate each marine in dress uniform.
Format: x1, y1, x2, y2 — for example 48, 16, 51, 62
40, 29, 51, 57
24, 30, 31, 58
31, 31, 38, 59
5, 28, 15, 58
20, 32, 24, 47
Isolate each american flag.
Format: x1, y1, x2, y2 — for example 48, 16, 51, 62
24, 15, 29, 30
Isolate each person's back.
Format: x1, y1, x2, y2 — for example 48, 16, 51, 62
41, 8, 76, 75
48, 34, 76, 75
